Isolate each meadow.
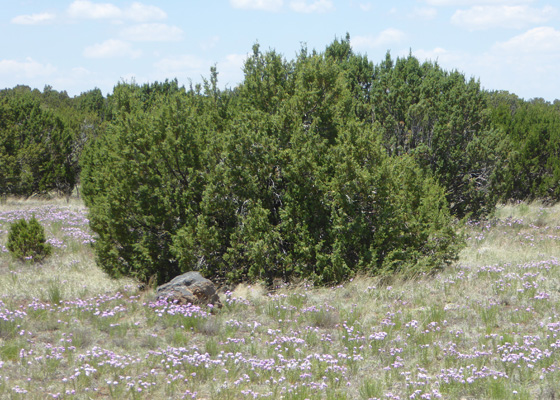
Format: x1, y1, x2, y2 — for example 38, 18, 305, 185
1, 198, 560, 399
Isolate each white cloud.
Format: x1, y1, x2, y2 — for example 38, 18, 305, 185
229, 0, 283, 12
412, 47, 472, 69
120, 23, 183, 42
452, 5, 557, 30
0, 58, 57, 78
412, 32, 560, 100
494, 26, 560, 53
154, 55, 206, 76
221, 53, 248, 72
50, 67, 94, 92
358, 2, 373, 12
485, 28, 560, 99
67, 0, 121, 19
83, 39, 141, 58
200, 36, 220, 51
359, 3, 373, 12
424, 0, 534, 5
289, 0, 334, 13
376, 28, 406, 45
70, 67, 93, 78
413, 47, 449, 61
409, 7, 437, 19
126, 2, 166, 21
217, 54, 248, 87
67, 0, 166, 21
412, 47, 498, 93
351, 29, 406, 49
11, 12, 56, 25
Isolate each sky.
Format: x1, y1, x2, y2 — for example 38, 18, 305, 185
2, 0, 559, 101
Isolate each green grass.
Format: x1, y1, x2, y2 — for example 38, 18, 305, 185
1, 199, 560, 398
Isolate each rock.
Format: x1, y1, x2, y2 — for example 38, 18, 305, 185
156, 271, 222, 308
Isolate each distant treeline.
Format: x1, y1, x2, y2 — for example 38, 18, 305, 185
2, 36, 559, 284
0, 84, 105, 197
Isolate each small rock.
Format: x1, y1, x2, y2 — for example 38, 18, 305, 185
156, 271, 222, 308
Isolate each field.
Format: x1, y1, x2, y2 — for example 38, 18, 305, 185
1, 199, 560, 399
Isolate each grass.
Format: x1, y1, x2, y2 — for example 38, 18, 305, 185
1, 198, 560, 398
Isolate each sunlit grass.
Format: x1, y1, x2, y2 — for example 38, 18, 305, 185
0, 197, 136, 302
461, 201, 560, 267
1, 199, 560, 398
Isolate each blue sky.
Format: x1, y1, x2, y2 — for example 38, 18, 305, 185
2, 0, 559, 100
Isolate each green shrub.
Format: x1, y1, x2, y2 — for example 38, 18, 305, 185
7, 217, 52, 262
83, 63, 462, 286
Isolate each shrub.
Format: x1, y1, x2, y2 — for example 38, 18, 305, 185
82, 47, 464, 286
7, 217, 52, 262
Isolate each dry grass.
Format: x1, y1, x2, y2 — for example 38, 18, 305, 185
0, 197, 136, 302
460, 201, 560, 267
0, 199, 559, 399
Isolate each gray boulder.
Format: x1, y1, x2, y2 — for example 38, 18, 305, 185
156, 271, 222, 308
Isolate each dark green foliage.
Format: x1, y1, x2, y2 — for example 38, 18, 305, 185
76, 88, 105, 118
82, 43, 462, 285
7, 217, 52, 262
488, 92, 560, 202
81, 81, 211, 283
0, 85, 105, 197
370, 52, 497, 218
